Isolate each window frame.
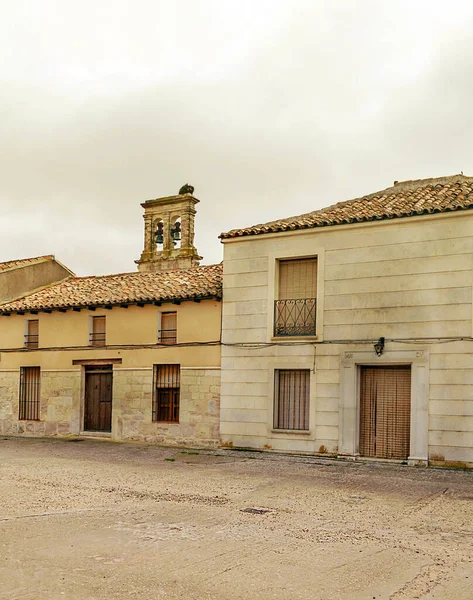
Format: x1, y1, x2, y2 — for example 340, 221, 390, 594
267, 246, 325, 342
158, 311, 177, 345
19, 366, 41, 421
274, 257, 317, 337
24, 319, 39, 349
273, 369, 310, 431
152, 364, 180, 423
89, 315, 106, 347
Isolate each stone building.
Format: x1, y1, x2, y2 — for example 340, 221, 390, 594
219, 175, 473, 468
0, 188, 222, 446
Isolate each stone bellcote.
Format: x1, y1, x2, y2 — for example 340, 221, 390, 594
135, 185, 203, 272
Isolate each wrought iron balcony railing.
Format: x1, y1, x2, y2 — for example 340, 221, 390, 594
274, 298, 317, 337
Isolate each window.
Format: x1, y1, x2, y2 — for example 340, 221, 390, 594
274, 369, 310, 430
89, 316, 106, 347
24, 319, 39, 349
159, 312, 177, 345
274, 258, 317, 336
153, 364, 180, 422
19, 366, 41, 420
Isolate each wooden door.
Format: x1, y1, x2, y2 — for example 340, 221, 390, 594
359, 366, 411, 460
84, 367, 112, 432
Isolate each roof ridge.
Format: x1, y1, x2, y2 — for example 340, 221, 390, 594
68, 262, 222, 282
0, 254, 55, 273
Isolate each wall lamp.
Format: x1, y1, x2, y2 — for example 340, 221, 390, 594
374, 337, 385, 357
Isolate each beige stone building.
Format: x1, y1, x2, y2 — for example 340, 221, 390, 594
219, 175, 473, 468
0, 188, 222, 446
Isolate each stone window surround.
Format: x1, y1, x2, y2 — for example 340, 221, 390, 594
266, 244, 325, 343
338, 348, 429, 465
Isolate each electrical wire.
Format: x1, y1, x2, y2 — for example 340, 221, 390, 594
1, 336, 473, 353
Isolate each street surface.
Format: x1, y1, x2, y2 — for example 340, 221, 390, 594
0, 437, 472, 599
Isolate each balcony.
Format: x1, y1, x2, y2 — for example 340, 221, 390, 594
274, 298, 317, 337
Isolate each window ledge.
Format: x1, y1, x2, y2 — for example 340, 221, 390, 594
271, 429, 311, 435
271, 336, 318, 342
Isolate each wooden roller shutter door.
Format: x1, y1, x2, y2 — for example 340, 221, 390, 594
359, 366, 411, 460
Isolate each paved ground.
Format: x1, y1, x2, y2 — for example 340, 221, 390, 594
0, 438, 472, 600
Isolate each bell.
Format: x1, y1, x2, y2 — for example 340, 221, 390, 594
171, 221, 181, 243
155, 221, 164, 245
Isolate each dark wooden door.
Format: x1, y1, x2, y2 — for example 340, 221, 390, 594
359, 366, 411, 460
84, 367, 113, 432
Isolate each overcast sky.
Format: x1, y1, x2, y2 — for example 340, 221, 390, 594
1, 0, 473, 276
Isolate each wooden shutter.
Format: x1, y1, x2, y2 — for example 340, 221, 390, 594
274, 369, 310, 430
279, 258, 317, 300
359, 366, 411, 460
91, 316, 106, 346
26, 320, 39, 348
160, 312, 177, 344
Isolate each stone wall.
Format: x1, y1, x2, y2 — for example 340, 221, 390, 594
0, 370, 81, 436
113, 368, 220, 447
0, 366, 220, 446
220, 210, 473, 465
0, 371, 19, 434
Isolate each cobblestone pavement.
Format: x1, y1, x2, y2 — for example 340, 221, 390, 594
0, 437, 472, 600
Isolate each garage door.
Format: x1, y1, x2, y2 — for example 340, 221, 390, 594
359, 366, 411, 460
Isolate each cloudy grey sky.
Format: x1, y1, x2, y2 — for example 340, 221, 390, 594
2, 0, 473, 275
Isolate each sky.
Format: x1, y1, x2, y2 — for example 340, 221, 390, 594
2, 0, 473, 276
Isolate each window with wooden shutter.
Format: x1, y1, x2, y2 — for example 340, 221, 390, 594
274, 369, 310, 430
275, 258, 317, 336
153, 364, 180, 422
24, 319, 39, 349
19, 366, 41, 420
89, 316, 106, 347
159, 312, 177, 345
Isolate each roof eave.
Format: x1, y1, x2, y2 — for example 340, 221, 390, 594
0, 293, 222, 316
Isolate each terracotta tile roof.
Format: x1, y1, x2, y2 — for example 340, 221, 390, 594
0, 264, 222, 313
0, 255, 55, 273
220, 175, 473, 239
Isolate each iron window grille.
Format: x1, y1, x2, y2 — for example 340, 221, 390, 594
19, 366, 41, 421
153, 364, 180, 423
274, 369, 310, 431
274, 298, 317, 336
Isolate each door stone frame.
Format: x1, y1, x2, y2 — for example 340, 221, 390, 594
338, 348, 429, 465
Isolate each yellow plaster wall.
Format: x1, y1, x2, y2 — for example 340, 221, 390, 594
0, 300, 221, 369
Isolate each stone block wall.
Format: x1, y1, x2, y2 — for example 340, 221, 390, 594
0, 371, 19, 434
114, 368, 220, 447
0, 370, 81, 436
